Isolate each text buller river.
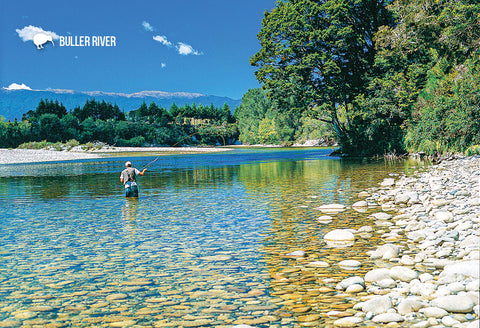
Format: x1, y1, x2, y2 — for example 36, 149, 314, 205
59, 36, 116, 47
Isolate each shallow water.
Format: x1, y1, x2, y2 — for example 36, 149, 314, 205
0, 148, 426, 327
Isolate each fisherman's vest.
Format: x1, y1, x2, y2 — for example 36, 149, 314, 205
125, 167, 136, 183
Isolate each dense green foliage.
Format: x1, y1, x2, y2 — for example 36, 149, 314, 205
0, 99, 238, 148
246, 0, 480, 155
234, 88, 334, 144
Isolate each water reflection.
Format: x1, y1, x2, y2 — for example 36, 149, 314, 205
122, 198, 139, 236
0, 149, 428, 327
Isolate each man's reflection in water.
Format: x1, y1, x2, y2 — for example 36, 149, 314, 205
122, 197, 139, 235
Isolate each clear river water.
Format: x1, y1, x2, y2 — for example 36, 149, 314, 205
0, 148, 425, 327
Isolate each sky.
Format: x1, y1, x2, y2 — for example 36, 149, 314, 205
0, 0, 275, 99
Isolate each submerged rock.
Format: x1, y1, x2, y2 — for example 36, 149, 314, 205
316, 203, 346, 213
324, 229, 355, 247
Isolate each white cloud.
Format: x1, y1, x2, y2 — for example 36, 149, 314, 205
153, 34, 202, 56
15, 25, 59, 42
161, 63, 166, 68
142, 21, 154, 32
4, 83, 32, 90
153, 35, 172, 47
176, 42, 202, 56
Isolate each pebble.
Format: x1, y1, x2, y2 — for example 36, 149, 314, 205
297, 314, 321, 322
380, 178, 395, 186
368, 244, 400, 260
285, 250, 307, 257
316, 203, 346, 213
336, 276, 364, 290
350, 157, 480, 327
354, 295, 392, 314
317, 215, 333, 224
441, 315, 460, 326
378, 278, 396, 288
345, 284, 364, 293
306, 261, 329, 267
371, 313, 405, 323
431, 295, 475, 313
389, 266, 418, 282
338, 260, 362, 269
365, 268, 392, 282
106, 293, 128, 301
352, 201, 368, 208
397, 299, 425, 315
324, 229, 355, 247
333, 316, 362, 327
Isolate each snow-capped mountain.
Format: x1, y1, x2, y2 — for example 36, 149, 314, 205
0, 88, 241, 121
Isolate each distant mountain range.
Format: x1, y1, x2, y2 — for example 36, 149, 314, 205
0, 88, 242, 121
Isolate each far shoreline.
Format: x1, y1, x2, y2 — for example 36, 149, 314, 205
0, 146, 233, 165
0, 144, 339, 165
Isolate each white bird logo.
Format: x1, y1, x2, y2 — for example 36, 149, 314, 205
33, 33, 55, 49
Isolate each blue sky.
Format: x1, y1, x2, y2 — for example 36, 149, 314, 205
0, 0, 275, 99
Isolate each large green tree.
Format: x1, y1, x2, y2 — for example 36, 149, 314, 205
369, 0, 480, 155
251, 0, 394, 149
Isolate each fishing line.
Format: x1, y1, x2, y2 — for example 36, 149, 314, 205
141, 131, 199, 170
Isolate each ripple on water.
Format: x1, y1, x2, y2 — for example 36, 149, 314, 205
0, 150, 426, 326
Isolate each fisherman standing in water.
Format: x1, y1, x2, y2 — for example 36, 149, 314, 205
120, 161, 147, 197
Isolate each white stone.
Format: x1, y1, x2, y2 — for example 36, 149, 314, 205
333, 317, 362, 327
441, 260, 480, 279
419, 273, 434, 283
431, 295, 475, 313
336, 276, 364, 290
419, 307, 449, 318
352, 200, 368, 208
466, 279, 479, 292
466, 320, 480, 328
400, 255, 415, 266
356, 295, 392, 314
389, 266, 418, 282
316, 203, 346, 213
338, 260, 361, 269
368, 244, 400, 260
378, 278, 396, 288
397, 299, 425, 315
395, 194, 410, 204
381, 178, 395, 187
346, 284, 364, 293
365, 268, 392, 282
358, 191, 370, 198
324, 229, 355, 247
412, 320, 430, 328
435, 211, 454, 223
371, 212, 392, 220
371, 313, 405, 323
317, 215, 333, 223
441, 315, 460, 326
307, 261, 329, 267
286, 250, 307, 257
358, 225, 373, 233
447, 281, 465, 293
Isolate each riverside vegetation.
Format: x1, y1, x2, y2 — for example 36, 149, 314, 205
2, 0, 479, 156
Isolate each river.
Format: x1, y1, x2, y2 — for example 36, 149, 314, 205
0, 148, 425, 327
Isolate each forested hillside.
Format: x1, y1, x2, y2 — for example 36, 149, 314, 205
237, 0, 480, 155
0, 99, 237, 148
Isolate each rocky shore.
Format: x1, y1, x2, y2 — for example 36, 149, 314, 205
319, 156, 480, 328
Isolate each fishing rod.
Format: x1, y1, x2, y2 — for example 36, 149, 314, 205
141, 130, 199, 170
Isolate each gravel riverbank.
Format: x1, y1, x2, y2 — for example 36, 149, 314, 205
322, 156, 480, 328
0, 147, 231, 165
